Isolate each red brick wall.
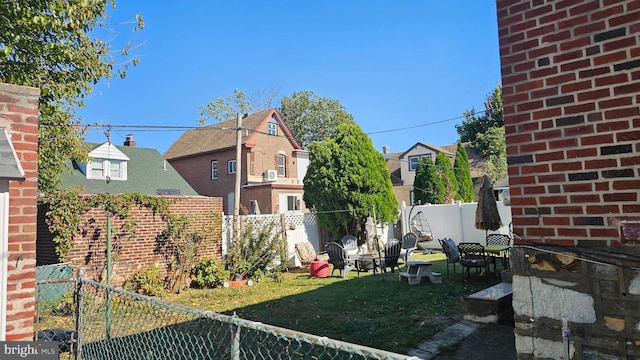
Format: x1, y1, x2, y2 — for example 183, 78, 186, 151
0, 83, 39, 340
498, 0, 640, 246
39, 195, 223, 286
497, 1, 640, 358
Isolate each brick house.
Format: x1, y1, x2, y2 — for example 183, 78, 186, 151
165, 109, 308, 215
37, 138, 223, 285
384, 142, 487, 206
0, 83, 39, 341
497, 0, 640, 358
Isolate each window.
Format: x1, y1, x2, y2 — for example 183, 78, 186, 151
109, 160, 121, 178
228, 159, 236, 174
287, 195, 301, 212
211, 160, 218, 179
88, 158, 127, 181
91, 159, 104, 176
277, 154, 286, 177
268, 122, 277, 136
408, 154, 432, 171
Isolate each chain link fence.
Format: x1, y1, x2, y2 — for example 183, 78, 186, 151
35, 268, 415, 360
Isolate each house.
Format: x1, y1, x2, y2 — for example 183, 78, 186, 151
384, 142, 486, 206
37, 136, 222, 284
164, 109, 308, 215
497, 0, 640, 358
60, 136, 199, 196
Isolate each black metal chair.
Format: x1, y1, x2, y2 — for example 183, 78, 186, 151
438, 238, 460, 274
325, 242, 358, 278
457, 242, 496, 281
486, 233, 511, 269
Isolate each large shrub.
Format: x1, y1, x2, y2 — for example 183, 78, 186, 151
227, 220, 286, 280
192, 257, 229, 288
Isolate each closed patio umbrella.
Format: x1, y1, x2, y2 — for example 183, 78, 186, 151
475, 174, 502, 234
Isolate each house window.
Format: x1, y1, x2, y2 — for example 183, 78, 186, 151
287, 195, 301, 212
88, 158, 127, 181
228, 160, 236, 174
268, 122, 277, 136
277, 155, 286, 177
408, 154, 432, 171
91, 158, 104, 176
109, 160, 121, 178
211, 160, 218, 179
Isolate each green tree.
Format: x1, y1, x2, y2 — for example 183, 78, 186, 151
279, 90, 355, 148
303, 123, 397, 235
436, 152, 458, 203
413, 157, 445, 205
475, 126, 507, 181
199, 87, 281, 124
454, 143, 474, 202
455, 85, 503, 143
0, 0, 144, 193
199, 88, 355, 148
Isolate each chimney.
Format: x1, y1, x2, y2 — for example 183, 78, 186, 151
124, 134, 136, 147
382, 146, 389, 155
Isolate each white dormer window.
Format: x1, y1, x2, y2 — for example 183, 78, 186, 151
86, 142, 129, 181
267, 122, 277, 136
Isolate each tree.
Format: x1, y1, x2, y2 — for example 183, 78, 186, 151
436, 152, 458, 203
455, 85, 503, 143
413, 157, 445, 205
0, 0, 144, 193
199, 88, 355, 148
303, 123, 397, 236
456, 84, 507, 182
454, 143, 474, 202
199, 87, 281, 124
279, 90, 355, 148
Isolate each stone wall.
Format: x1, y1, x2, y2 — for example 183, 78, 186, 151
0, 83, 39, 340
497, 0, 640, 358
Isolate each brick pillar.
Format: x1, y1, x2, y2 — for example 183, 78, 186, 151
0, 83, 40, 340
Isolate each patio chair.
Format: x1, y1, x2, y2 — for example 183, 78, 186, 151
377, 239, 402, 273
294, 241, 329, 267
438, 238, 460, 274
340, 235, 359, 256
486, 233, 511, 269
457, 242, 496, 281
325, 242, 358, 278
399, 233, 418, 265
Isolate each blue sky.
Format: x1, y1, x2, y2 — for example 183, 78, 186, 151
78, 1, 502, 155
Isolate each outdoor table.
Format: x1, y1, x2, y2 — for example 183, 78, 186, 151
347, 253, 382, 275
484, 245, 511, 269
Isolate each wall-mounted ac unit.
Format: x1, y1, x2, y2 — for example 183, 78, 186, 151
263, 169, 278, 182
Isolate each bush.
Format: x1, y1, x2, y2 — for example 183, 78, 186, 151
192, 257, 229, 288
123, 265, 165, 297
227, 220, 287, 280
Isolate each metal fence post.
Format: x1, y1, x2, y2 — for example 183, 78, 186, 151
230, 312, 240, 360
75, 268, 85, 359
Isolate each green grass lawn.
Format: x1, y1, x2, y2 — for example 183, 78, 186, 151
164, 252, 503, 354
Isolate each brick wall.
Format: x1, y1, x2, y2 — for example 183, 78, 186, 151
0, 83, 39, 340
38, 195, 223, 286
497, 0, 640, 358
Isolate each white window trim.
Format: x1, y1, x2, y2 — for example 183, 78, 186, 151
408, 154, 432, 171
86, 159, 127, 181
277, 154, 286, 177
211, 160, 218, 180
228, 159, 236, 174
268, 122, 277, 136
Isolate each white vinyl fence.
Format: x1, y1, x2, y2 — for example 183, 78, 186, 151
400, 201, 513, 249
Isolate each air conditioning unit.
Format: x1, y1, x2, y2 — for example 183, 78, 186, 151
263, 169, 278, 182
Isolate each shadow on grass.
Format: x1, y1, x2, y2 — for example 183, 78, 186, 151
210, 258, 502, 354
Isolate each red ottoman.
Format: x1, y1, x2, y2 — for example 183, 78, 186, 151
310, 260, 329, 278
